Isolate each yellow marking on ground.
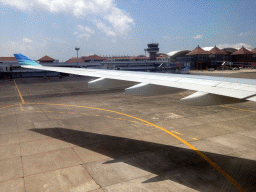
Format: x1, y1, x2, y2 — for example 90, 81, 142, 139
0, 104, 20, 110
20, 104, 24, 111
193, 138, 198, 141
118, 118, 126, 120
31, 102, 246, 192
220, 105, 256, 113
180, 92, 186, 97
80, 113, 88, 115
106, 116, 113, 118
59, 112, 65, 114
13, 80, 25, 104
45, 111, 53, 113
70, 112, 76, 114
131, 121, 138, 123
145, 124, 151, 126
171, 131, 182, 135
95, 115, 100, 116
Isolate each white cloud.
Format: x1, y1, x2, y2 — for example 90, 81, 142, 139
0, 0, 134, 37
0, 40, 33, 56
94, 21, 116, 36
194, 34, 203, 39
23, 38, 33, 43
74, 25, 95, 40
238, 32, 244, 36
217, 43, 253, 50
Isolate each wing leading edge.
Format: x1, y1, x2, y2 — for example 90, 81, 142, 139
14, 54, 256, 105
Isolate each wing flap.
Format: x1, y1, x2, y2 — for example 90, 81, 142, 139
125, 83, 184, 96
247, 96, 256, 102
88, 78, 133, 89
180, 92, 246, 106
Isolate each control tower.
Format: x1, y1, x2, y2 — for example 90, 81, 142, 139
147, 43, 159, 60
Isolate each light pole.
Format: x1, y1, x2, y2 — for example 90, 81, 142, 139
75, 47, 80, 59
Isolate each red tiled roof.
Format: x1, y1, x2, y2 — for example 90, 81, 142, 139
186, 45, 210, 55
38, 55, 55, 62
131, 56, 148, 60
231, 47, 254, 55
251, 48, 256, 54
0, 57, 17, 61
82, 54, 104, 61
65, 58, 86, 63
209, 46, 227, 55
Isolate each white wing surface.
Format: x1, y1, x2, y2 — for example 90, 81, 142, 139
14, 54, 256, 106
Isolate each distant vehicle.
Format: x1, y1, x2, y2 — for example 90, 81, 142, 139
208, 68, 214, 71
232, 67, 240, 70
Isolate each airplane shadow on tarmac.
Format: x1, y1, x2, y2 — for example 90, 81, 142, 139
30, 128, 256, 192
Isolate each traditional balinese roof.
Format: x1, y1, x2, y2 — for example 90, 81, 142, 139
0, 57, 17, 61
209, 46, 227, 55
82, 54, 105, 61
251, 48, 256, 54
65, 57, 86, 63
231, 46, 254, 55
186, 45, 210, 55
38, 55, 55, 62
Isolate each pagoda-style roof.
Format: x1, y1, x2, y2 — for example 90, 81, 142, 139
0, 57, 17, 61
65, 58, 86, 63
251, 48, 256, 54
186, 45, 210, 55
82, 54, 105, 61
209, 46, 227, 55
38, 55, 55, 62
231, 46, 254, 55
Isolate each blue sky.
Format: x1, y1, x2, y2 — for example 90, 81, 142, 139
1, 0, 255, 61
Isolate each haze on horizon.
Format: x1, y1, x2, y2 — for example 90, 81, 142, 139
1, 0, 255, 61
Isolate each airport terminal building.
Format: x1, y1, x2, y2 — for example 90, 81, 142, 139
168, 45, 256, 70
1, 44, 256, 78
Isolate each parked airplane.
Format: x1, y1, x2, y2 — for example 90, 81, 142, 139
14, 54, 256, 106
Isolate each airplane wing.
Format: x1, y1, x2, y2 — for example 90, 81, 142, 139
14, 53, 256, 105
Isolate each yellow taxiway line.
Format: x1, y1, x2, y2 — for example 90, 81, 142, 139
32, 102, 246, 192
220, 105, 256, 113
13, 80, 25, 104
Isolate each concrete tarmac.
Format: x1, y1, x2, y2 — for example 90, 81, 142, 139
0, 71, 255, 192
